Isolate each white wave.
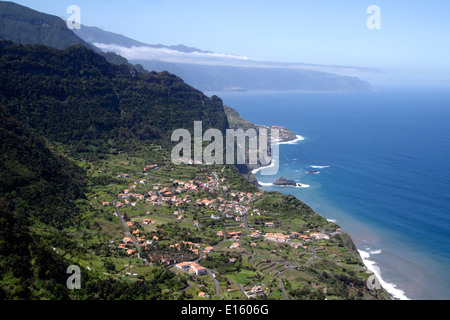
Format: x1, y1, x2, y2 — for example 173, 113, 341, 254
327, 218, 337, 223
358, 249, 410, 300
251, 162, 276, 174
296, 183, 310, 188
258, 182, 274, 186
258, 181, 310, 188
277, 135, 305, 145
309, 165, 330, 169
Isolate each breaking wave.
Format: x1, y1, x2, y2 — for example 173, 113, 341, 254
358, 248, 410, 300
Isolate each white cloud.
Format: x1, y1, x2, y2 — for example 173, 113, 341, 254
94, 43, 252, 67
94, 42, 380, 74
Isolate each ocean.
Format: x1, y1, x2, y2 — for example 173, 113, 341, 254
216, 87, 450, 300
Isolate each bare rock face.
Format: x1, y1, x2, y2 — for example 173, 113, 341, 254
273, 177, 296, 186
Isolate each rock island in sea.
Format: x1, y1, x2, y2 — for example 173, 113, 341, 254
273, 176, 297, 186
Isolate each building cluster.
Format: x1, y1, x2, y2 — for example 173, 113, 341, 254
257, 124, 295, 143
105, 163, 335, 277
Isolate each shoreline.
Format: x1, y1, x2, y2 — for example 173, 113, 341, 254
250, 135, 305, 176
257, 175, 407, 300
357, 248, 409, 300
276, 134, 305, 145
252, 133, 408, 300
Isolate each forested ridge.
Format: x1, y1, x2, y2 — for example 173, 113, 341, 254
0, 41, 228, 152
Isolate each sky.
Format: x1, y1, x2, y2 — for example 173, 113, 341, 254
9, 0, 450, 86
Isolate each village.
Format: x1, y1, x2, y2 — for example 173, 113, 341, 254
93, 158, 346, 299
107, 164, 335, 255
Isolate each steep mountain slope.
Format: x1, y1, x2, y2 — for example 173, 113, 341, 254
0, 41, 228, 151
0, 107, 88, 298
0, 105, 87, 227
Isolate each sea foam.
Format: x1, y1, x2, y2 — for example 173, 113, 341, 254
277, 135, 305, 145
258, 182, 274, 187
358, 248, 410, 300
251, 162, 276, 175
257, 181, 310, 188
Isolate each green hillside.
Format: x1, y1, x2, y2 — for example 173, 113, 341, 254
0, 41, 228, 152
0, 106, 87, 227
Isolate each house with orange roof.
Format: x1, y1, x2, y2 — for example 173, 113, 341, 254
192, 264, 207, 275
274, 232, 284, 237
175, 262, 207, 276
123, 237, 133, 244
176, 261, 192, 271
228, 231, 242, 237
203, 246, 214, 253
133, 194, 145, 201
198, 292, 209, 298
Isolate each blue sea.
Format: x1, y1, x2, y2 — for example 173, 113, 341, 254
216, 87, 450, 300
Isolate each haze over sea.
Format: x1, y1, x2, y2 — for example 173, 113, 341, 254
217, 87, 450, 300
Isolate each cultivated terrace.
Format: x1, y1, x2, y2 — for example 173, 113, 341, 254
49, 144, 390, 300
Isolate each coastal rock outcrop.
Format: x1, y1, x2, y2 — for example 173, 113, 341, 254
273, 177, 296, 186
